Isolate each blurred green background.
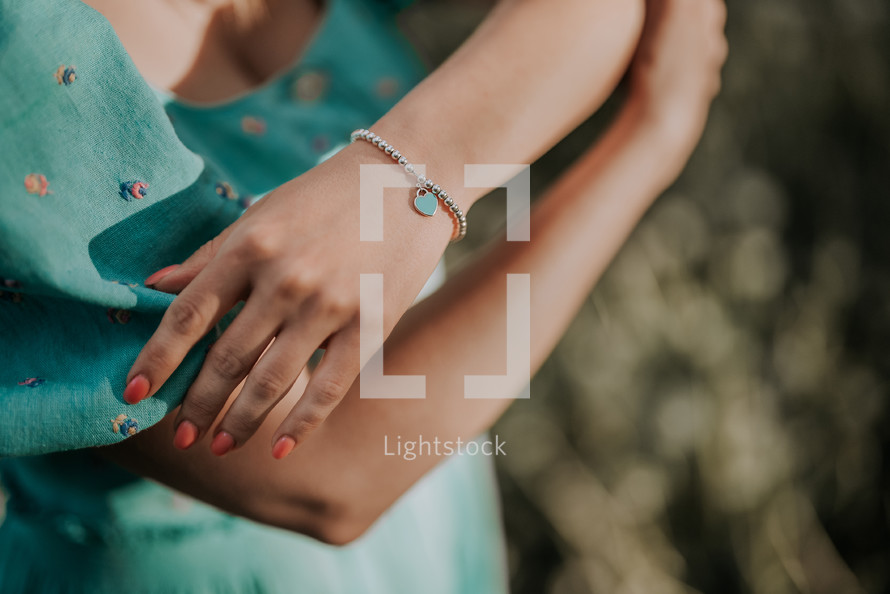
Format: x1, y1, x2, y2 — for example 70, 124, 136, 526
403, 0, 890, 592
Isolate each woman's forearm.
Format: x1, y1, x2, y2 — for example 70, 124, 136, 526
100, 100, 683, 544
315, 99, 684, 537
369, 0, 645, 209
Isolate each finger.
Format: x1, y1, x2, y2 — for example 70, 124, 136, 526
171, 297, 283, 450
125, 257, 248, 404
271, 327, 360, 460
147, 230, 232, 294
210, 318, 331, 456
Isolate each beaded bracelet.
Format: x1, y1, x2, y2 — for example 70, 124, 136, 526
350, 128, 467, 242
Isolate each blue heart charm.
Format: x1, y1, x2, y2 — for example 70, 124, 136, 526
413, 189, 437, 217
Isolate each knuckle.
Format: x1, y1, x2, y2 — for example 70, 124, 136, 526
207, 344, 250, 382
207, 234, 225, 256
293, 409, 326, 436
197, 238, 217, 260
718, 38, 730, 62
311, 376, 348, 407
237, 230, 278, 262
140, 344, 174, 374
277, 269, 320, 302
167, 296, 207, 337
277, 274, 309, 301
318, 289, 356, 319
251, 369, 290, 402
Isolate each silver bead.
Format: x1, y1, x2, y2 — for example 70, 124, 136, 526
450, 203, 459, 212
392, 150, 401, 160
424, 180, 433, 190
370, 135, 379, 144
455, 210, 463, 218
444, 197, 453, 206
378, 141, 388, 150
417, 175, 426, 185
385, 146, 394, 155
398, 156, 407, 165
432, 184, 441, 194
405, 164, 415, 174
440, 191, 448, 201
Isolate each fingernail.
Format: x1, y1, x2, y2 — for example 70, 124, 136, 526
210, 431, 235, 457
272, 436, 296, 460
123, 375, 151, 404
173, 420, 198, 450
145, 264, 180, 287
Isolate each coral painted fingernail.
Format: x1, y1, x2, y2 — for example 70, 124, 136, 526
145, 264, 180, 287
272, 436, 296, 460
123, 375, 151, 404
174, 420, 199, 450
210, 431, 235, 456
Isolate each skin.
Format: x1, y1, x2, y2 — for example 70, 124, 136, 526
86, 0, 647, 458
99, 0, 729, 545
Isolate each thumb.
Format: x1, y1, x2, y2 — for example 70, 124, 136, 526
145, 232, 228, 294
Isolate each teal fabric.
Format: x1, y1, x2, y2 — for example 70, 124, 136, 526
0, 0, 508, 592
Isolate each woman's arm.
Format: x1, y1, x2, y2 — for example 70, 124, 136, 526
100, 99, 680, 545
124, 0, 647, 456
102, 0, 727, 545
370, 0, 647, 193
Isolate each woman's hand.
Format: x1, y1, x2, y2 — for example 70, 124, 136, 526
627, 0, 728, 161
124, 143, 455, 458
122, 0, 651, 460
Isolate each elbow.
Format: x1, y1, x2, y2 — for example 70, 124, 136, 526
311, 515, 374, 547
239, 489, 378, 547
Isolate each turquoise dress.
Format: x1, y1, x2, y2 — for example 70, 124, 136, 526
0, 0, 508, 591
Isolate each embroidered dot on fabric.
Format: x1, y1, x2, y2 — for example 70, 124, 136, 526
311, 134, 330, 153
375, 76, 399, 98
291, 70, 328, 103
238, 194, 254, 209
0, 291, 23, 303
106, 308, 132, 324
24, 173, 51, 196
215, 181, 239, 200
18, 378, 46, 388
241, 116, 267, 135
110, 280, 140, 288
53, 65, 76, 86
119, 180, 149, 201
111, 414, 139, 436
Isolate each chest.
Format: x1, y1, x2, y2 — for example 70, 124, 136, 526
82, 0, 323, 104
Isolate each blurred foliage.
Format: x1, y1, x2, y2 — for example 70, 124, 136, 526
403, 0, 890, 592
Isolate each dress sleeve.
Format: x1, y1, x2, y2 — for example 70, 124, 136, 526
0, 0, 246, 456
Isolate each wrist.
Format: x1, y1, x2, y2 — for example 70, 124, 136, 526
369, 110, 485, 210
616, 96, 702, 178
350, 129, 468, 241
326, 134, 460, 244
584, 97, 692, 196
